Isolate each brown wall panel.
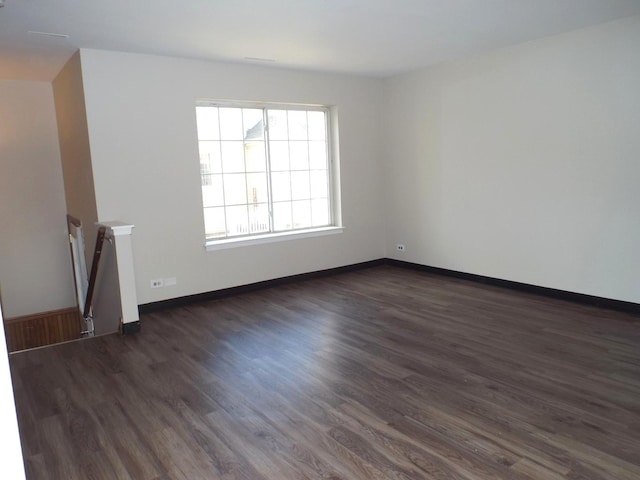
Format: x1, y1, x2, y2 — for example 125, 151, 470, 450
3, 308, 82, 352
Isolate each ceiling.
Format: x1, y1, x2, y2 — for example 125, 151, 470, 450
1, 0, 640, 81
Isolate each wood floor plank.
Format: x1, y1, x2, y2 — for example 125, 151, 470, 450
9, 265, 640, 479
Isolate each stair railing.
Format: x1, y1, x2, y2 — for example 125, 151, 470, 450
82, 226, 108, 336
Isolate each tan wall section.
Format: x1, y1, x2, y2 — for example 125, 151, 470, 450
0, 80, 76, 317
53, 51, 99, 269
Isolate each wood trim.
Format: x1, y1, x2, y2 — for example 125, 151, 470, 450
386, 259, 640, 315
138, 259, 386, 313
3, 307, 82, 352
139, 258, 640, 316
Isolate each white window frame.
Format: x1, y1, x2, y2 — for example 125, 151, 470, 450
195, 100, 343, 251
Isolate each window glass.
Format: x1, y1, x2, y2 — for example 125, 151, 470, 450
196, 103, 334, 241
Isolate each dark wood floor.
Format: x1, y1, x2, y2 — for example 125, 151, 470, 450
9, 265, 640, 479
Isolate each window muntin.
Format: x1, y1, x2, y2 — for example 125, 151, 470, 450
196, 102, 332, 242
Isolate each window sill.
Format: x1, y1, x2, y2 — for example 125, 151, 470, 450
205, 226, 344, 251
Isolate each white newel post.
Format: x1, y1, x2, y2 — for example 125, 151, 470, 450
98, 221, 140, 332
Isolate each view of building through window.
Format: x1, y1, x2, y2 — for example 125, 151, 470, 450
196, 103, 332, 241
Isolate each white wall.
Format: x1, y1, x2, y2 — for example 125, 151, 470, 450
0, 80, 76, 317
78, 50, 386, 304
384, 16, 640, 303
0, 301, 26, 480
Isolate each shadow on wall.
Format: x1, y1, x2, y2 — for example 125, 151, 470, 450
91, 234, 123, 336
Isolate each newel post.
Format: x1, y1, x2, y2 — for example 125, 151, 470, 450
98, 221, 140, 334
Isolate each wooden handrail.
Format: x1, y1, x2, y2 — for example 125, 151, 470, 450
66, 214, 82, 228
83, 226, 107, 319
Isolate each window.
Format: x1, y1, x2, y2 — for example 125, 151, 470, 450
195, 102, 337, 246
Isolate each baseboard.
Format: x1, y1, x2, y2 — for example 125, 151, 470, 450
122, 320, 141, 335
138, 258, 639, 317
138, 259, 386, 314
3, 307, 83, 352
386, 259, 640, 316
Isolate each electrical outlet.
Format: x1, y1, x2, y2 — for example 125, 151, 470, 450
150, 278, 164, 289
164, 277, 177, 287
396, 244, 406, 252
